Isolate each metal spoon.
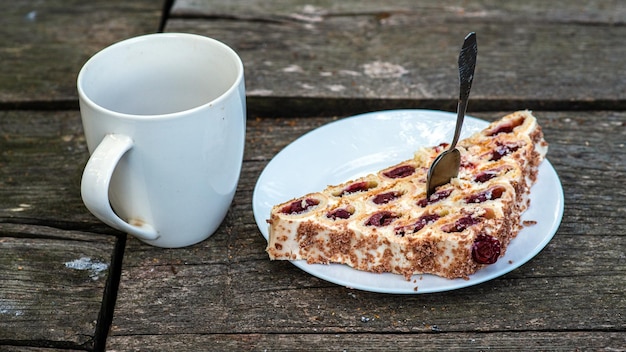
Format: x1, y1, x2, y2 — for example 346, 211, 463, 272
426, 32, 477, 198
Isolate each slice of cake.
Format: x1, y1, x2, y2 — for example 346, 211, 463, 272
266, 110, 548, 279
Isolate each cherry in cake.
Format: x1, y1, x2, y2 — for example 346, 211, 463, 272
266, 111, 548, 279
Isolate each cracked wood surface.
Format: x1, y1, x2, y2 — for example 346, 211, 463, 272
108, 111, 626, 351
2, 0, 625, 351
0, 0, 161, 350
168, 0, 626, 116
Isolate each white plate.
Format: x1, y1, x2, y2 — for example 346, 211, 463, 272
252, 110, 564, 294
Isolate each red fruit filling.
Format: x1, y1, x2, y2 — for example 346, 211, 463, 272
461, 160, 476, 170
465, 186, 505, 204
372, 191, 402, 205
337, 181, 377, 197
486, 116, 524, 136
442, 215, 481, 233
281, 198, 319, 215
474, 170, 498, 183
365, 211, 399, 227
417, 189, 452, 207
395, 213, 440, 237
434, 143, 449, 152
489, 143, 520, 161
383, 165, 415, 179
326, 208, 352, 220
472, 234, 501, 264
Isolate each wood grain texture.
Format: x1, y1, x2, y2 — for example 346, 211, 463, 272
0, 1, 166, 347
108, 111, 625, 350
0, 223, 116, 349
109, 331, 626, 352
0, 347, 83, 352
0, 108, 128, 350
0, 110, 89, 223
0, 0, 162, 108
3, 0, 626, 350
167, 0, 626, 115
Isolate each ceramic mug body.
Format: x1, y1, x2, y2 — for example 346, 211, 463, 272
78, 33, 246, 248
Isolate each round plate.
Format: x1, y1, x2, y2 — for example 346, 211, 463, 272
252, 110, 564, 294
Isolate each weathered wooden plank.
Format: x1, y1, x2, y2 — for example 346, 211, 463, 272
0, 347, 83, 352
167, 1, 626, 115
3, 107, 623, 348
0, 109, 124, 350
109, 331, 626, 352
109, 245, 624, 335
0, 223, 116, 349
1, 110, 93, 223
108, 111, 625, 349
0, 0, 163, 107
2, 2, 624, 350
2, 106, 624, 351
175, 0, 626, 23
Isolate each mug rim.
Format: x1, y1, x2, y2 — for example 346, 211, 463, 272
76, 32, 245, 120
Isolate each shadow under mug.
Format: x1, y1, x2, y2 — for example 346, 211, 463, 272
78, 33, 246, 248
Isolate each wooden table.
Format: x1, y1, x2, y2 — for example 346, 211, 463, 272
1, 1, 625, 351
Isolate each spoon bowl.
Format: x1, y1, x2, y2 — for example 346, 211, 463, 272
427, 148, 461, 195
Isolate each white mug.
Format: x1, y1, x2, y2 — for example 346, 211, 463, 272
77, 33, 246, 248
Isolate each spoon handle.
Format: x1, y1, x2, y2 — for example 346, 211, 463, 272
450, 32, 477, 148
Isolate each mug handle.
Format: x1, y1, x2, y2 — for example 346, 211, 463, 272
81, 134, 159, 241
